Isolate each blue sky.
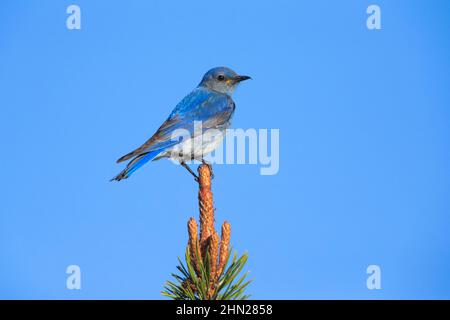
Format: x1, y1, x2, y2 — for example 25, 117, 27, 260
1, 0, 449, 299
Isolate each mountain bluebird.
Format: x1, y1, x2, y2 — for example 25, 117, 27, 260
112, 67, 251, 181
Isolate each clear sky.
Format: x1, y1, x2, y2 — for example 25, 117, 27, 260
1, 0, 449, 299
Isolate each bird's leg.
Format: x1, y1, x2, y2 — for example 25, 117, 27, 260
181, 161, 199, 182
201, 158, 214, 179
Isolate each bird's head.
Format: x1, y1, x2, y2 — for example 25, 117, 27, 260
198, 67, 251, 95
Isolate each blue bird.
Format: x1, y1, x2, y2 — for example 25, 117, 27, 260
112, 67, 251, 181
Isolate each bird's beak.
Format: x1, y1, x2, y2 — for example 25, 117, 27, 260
233, 75, 252, 83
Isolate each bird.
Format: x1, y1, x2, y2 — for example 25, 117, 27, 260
111, 67, 251, 181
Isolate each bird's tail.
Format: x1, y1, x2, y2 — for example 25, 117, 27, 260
111, 149, 161, 181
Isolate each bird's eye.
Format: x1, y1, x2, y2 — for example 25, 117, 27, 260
217, 75, 225, 81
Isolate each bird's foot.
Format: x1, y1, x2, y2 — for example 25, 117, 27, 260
181, 161, 199, 182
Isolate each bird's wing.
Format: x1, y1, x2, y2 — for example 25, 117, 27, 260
116, 89, 235, 163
